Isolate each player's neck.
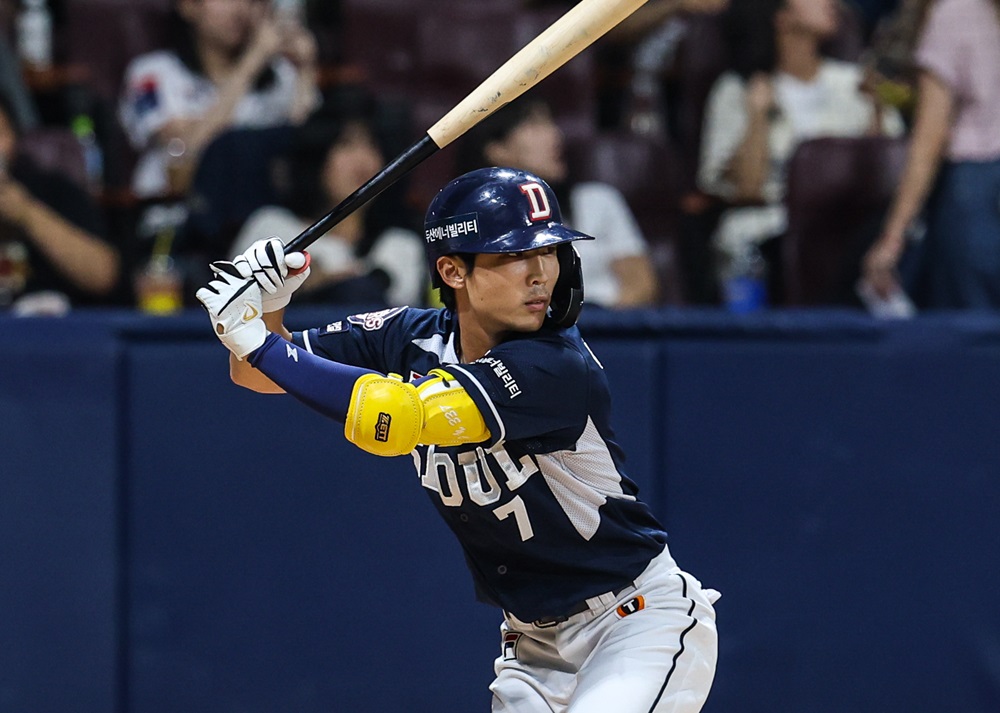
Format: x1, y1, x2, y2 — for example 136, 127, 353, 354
455, 312, 500, 363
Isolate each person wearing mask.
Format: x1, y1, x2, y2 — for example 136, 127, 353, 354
862, 0, 1000, 309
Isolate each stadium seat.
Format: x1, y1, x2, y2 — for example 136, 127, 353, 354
341, 0, 423, 100
782, 136, 908, 306
568, 130, 686, 304
63, 0, 171, 102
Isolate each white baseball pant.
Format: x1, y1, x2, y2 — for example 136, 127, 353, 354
491, 545, 719, 713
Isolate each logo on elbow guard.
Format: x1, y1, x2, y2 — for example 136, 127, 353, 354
375, 412, 392, 442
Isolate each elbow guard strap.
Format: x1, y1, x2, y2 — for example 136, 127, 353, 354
344, 369, 490, 457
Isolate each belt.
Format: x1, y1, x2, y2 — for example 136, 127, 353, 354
530, 582, 635, 628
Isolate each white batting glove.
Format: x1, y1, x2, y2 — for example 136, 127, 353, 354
195, 261, 268, 360
233, 237, 311, 312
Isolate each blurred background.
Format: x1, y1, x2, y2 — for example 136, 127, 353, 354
2, 0, 1000, 711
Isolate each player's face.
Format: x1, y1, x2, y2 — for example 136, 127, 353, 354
463, 246, 560, 336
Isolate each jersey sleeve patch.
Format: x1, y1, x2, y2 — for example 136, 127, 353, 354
347, 306, 407, 331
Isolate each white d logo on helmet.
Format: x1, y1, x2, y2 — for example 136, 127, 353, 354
519, 182, 552, 221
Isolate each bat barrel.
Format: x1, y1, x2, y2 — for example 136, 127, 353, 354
284, 135, 439, 254
284, 0, 649, 257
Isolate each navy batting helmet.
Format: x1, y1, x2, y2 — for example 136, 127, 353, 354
424, 167, 593, 328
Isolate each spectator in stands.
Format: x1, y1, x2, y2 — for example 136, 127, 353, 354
523, 0, 729, 133
698, 0, 903, 303
458, 98, 660, 309
232, 107, 425, 307
0, 36, 37, 132
606, 0, 730, 137
118, 0, 320, 199
0, 92, 120, 313
862, 0, 1000, 309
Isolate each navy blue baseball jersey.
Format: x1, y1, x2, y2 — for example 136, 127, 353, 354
292, 306, 668, 622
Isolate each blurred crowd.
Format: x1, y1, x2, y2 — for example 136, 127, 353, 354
0, 0, 997, 316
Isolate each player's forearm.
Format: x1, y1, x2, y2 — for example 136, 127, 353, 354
248, 333, 375, 420
264, 309, 292, 340
230, 310, 293, 392
247, 334, 490, 457
231, 351, 284, 392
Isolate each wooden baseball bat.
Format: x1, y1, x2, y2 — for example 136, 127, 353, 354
284, 0, 649, 254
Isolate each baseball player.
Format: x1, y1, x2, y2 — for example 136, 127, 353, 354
196, 167, 719, 712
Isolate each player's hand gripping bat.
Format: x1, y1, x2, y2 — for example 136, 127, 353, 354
282, 0, 650, 256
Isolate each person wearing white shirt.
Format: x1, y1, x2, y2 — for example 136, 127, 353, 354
232, 109, 426, 308
698, 0, 903, 298
119, 0, 319, 199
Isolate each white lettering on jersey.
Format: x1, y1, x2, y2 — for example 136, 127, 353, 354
421, 445, 540, 541
519, 181, 552, 221
476, 356, 521, 399
460, 449, 501, 506
424, 450, 464, 506
489, 445, 538, 490
493, 496, 534, 541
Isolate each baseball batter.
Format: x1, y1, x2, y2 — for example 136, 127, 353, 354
196, 167, 719, 712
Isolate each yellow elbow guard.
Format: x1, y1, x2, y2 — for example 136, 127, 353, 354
345, 369, 490, 457
345, 373, 423, 457
415, 369, 491, 447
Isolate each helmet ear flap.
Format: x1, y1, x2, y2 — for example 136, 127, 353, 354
547, 244, 585, 329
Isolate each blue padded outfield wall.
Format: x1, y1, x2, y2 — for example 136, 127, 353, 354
2, 308, 999, 713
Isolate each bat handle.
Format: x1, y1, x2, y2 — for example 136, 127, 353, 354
284, 135, 439, 255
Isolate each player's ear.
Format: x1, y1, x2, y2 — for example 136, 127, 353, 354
437, 256, 466, 289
